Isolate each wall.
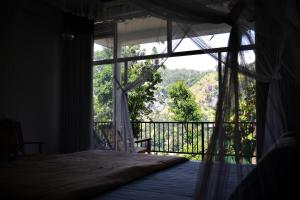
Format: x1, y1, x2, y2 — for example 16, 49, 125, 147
0, 2, 63, 154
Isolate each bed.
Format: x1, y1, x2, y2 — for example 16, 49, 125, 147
0, 150, 187, 200
92, 161, 254, 200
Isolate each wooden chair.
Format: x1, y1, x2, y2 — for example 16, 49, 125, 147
0, 118, 44, 160
135, 138, 152, 154
95, 123, 152, 154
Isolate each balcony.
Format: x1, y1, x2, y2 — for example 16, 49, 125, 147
94, 121, 256, 164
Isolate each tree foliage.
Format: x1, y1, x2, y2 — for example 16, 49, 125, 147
239, 75, 256, 122
93, 49, 113, 121
167, 81, 203, 122
128, 60, 163, 122
93, 45, 163, 123
223, 74, 256, 163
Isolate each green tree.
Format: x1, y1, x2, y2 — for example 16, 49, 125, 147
222, 74, 256, 164
167, 81, 203, 160
167, 81, 203, 122
239, 76, 256, 122
238, 75, 256, 163
94, 47, 113, 61
93, 45, 163, 124
128, 60, 163, 122
93, 48, 113, 121
93, 64, 113, 121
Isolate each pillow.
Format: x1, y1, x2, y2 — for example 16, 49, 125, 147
229, 131, 300, 200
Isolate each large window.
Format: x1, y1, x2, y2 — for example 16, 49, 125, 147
92, 15, 256, 163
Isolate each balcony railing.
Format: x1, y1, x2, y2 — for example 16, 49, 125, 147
94, 121, 256, 162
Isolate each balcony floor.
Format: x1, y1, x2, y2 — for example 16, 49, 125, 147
91, 161, 254, 200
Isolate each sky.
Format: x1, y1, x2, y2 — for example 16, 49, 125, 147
94, 32, 255, 71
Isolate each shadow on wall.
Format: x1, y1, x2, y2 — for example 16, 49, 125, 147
0, 1, 63, 154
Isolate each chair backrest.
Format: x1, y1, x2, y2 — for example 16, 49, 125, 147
94, 123, 114, 150
0, 118, 25, 160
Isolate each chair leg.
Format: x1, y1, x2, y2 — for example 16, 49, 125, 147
147, 140, 151, 154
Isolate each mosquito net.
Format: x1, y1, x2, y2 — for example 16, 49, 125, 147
44, 0, 300, 198
113, 0, 300, 198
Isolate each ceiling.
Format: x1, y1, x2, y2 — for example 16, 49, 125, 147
94, 16, 230, 47
94, 0, 249, 47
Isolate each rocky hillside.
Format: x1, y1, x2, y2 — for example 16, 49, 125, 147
150, 68, 218, 121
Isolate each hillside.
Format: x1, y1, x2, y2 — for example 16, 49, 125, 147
150, 69, 218, 121
158, 68, 202, 87
190, 71, 218, 121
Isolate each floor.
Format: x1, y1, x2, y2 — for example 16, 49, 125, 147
91, 161, 254, 200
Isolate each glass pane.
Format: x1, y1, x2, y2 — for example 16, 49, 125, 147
152, 54, 219, 122
94, 38, 113, 61
172, 22, 231, 52
221, 50, 256, 164
94, 22, 114, 61
118, 16, 167, 58
239, 50, 255, 67
241, 29, 255, 45
93, 64, 113, 122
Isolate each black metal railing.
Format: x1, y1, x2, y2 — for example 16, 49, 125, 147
94, 121, 256, 162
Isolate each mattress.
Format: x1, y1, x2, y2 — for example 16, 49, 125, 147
0, 150, 187, 200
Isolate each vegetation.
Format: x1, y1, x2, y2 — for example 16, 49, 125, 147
167, 81, 202, 122
93, 46, 256, 163
150, 70, 218, 121
127, 60, 163, 122
219, 73, 256, 163
93, 48, 113, 121
93, 45, 163, 124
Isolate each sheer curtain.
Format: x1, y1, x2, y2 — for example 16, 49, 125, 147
112, 21, 191, 152
128, 0, 300, 199
113, 63, 162, 152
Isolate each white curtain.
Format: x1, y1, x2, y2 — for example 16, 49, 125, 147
126, 0, 300, 199
114, 63, 162, 153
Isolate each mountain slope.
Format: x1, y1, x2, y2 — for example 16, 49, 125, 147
150, 69, 218, 121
